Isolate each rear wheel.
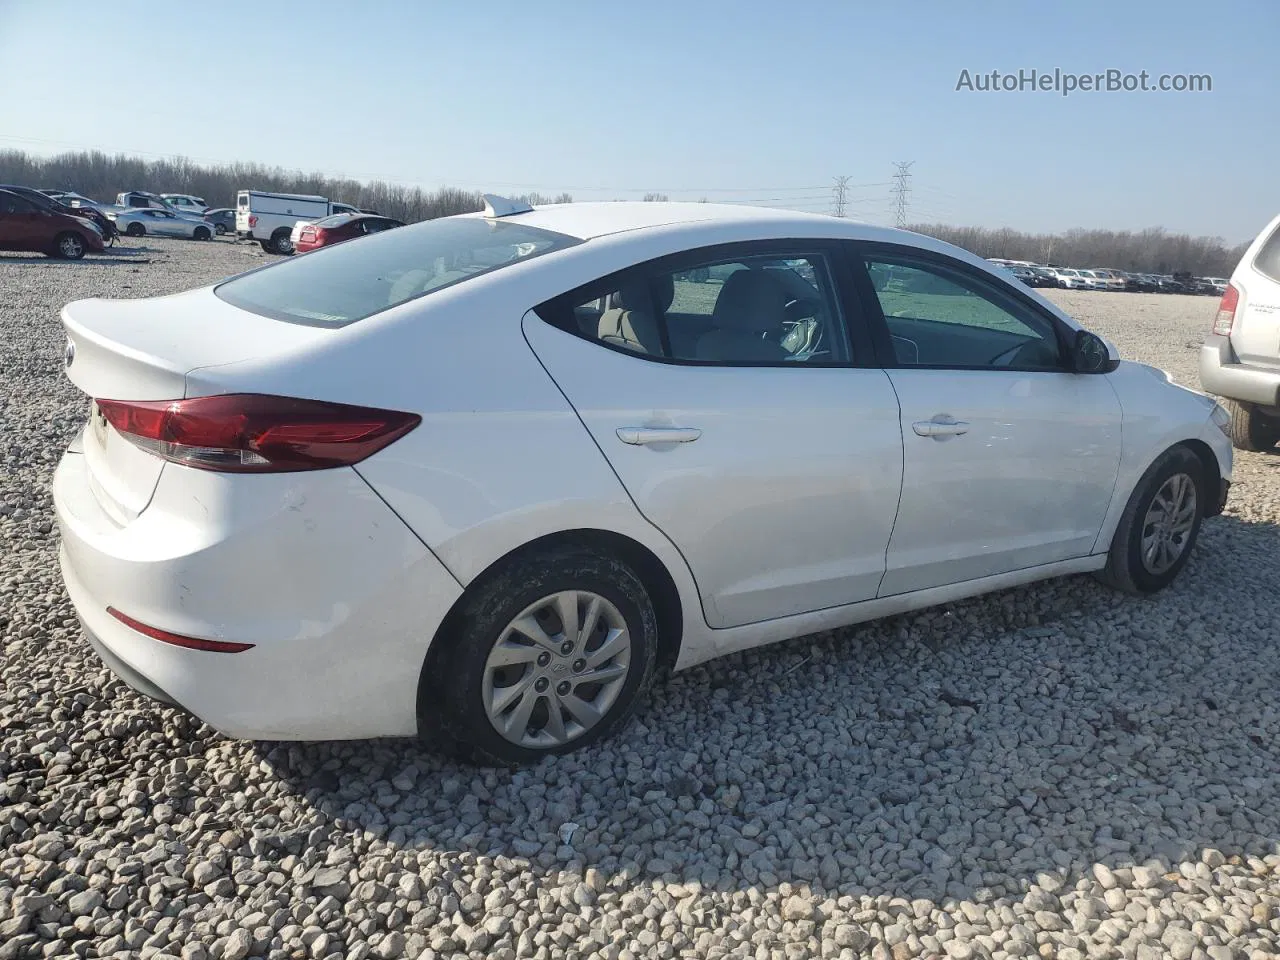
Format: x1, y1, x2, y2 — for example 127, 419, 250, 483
269, 229, 294, 255
52, 232, 86, 259
1095, 446, 1205, 595
214, 223, 227, 236
1224, 399, 1280, 452
125, 222, 145, 237
193, 226, 211, 241
428, 546, 659, 765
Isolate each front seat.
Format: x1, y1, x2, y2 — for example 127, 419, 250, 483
597, 275, 673, 355
695, 270, 789, 362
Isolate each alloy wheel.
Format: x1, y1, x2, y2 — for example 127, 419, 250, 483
1140, 472, 1197, 575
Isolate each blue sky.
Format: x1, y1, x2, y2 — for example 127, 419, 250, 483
0, 0, 1274, 241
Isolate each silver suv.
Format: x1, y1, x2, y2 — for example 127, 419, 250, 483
1199, 212, 1280, 451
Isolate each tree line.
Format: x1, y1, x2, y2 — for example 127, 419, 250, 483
0, 149, 1246, 275
0, 149, 572, 223
906, 222, 1247, 278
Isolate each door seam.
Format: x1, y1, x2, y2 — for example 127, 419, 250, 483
876, 368, 908, 599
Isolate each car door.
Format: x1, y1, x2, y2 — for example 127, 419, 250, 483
523, 241, 905, 629
853, 244, 1122, 596
0, 193, 33, 250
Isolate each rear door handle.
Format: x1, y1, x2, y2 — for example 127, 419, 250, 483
912, 417, 970, 439
616, 427, 702, 445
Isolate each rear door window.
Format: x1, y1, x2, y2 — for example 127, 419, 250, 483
215, 217, 579, 327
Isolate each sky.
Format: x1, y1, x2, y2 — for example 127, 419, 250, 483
0, 0, 1275, 242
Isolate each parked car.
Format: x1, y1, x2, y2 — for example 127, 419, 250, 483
0, 184, 118, 244
1086, 268, 1127, 292
1200, 212, 1280, 451
1054, 268, 1086, 288
202, 208, 236, 236
1025, 266, 1059, 288
0, 188, 104, 259
1074, 270, 1106, 291
117, 190, 179, 211
292, 212, 406, 252
110, 207, 214, 240
235, 190, 363, 255
52, 197, 1233, 763
160, 193, 208, 216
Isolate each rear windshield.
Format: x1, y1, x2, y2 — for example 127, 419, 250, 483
1254, 224, 1280, 283
214, 216, 580, 327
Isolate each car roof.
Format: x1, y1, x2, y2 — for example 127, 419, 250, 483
471, 200, 922, 246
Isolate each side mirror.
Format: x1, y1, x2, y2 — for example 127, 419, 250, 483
1072, 329, 1120, 374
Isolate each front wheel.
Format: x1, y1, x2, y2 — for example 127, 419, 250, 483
1095, 446, 1205, 595
430, 547, 659, 765
1223, 399, 1280, 452
52, 232, 86, 259
125, 222, 145, 237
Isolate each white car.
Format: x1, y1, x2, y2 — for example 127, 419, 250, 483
1200, 212, 1280, 450
53, 197, 1233, 764
160, 193, 209, 215
111, 207, 214, 240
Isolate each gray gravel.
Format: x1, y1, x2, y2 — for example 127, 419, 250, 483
2, 241, 1279, 960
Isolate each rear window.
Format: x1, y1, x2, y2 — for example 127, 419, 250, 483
1253, 225, 1280, 283
214, 216, 580, 327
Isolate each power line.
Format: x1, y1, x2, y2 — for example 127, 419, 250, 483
891, 161, 915, 228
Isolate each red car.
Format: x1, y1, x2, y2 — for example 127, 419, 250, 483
294, 212, 405, 253
0, 189, 104, 259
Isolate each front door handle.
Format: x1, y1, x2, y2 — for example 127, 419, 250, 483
616, 427, 702, 445
912, 416, 970, 439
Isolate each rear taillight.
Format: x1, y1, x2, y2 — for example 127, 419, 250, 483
1213, 283, 1240, 336
301, 226, 319, 242
94, 394, 421, 473
248, 214, 258, 227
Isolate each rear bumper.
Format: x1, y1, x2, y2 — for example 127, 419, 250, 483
54, 448, 463, 740
1199, 335, 1280, 407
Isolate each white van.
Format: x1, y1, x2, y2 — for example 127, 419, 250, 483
235, 190, 360, 255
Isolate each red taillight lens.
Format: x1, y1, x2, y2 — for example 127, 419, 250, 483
1213, 283, 1240, 336
107, 607, 254, 653
248, 215, 258, 227
95, 394, 421, 472
301, 227, 319, 242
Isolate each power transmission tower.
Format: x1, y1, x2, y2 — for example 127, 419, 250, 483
831, 176, 851, 217
891, 161, 914, 227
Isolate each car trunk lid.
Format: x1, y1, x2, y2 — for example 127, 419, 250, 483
60, 287, 331, 521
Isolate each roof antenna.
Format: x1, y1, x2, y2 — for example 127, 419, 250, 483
482, 194, 533, 218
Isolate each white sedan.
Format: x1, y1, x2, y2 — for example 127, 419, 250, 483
111, 207, 214, 240
54, 197, 1233, 764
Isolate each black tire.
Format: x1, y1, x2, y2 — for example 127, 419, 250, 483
193, 226, 211, 241
1095, 446, 1205, 595
259, 240, 273, 253
125, 222, 145, 237
428, 546, 659, 765
214, 223, 227, 236
269, 229, 294, 255
50, 232, 86, 260
1223, 399, 1279, 452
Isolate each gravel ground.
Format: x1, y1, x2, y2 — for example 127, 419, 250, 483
2, 240, 1279, 960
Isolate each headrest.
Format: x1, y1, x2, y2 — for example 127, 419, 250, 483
712, 270, 787, 332
612, 274, 675, 313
